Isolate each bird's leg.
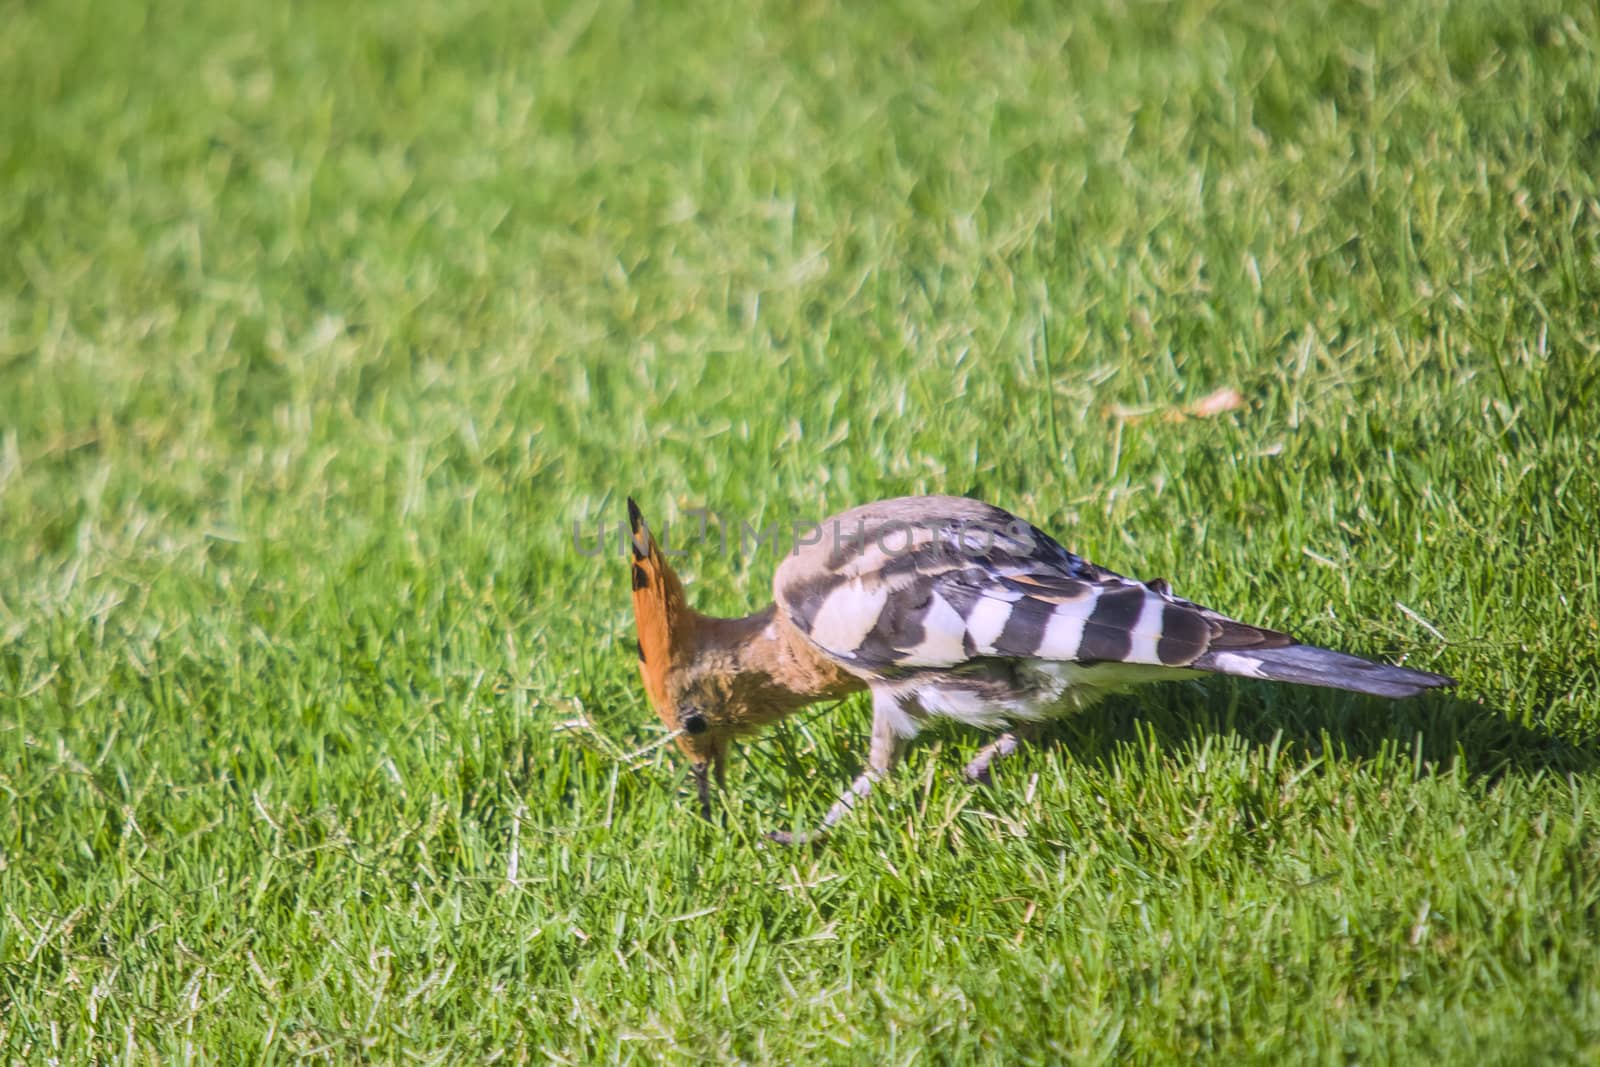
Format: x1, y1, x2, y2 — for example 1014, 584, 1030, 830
768, 690, 903, 846
963, 723, 1043, 784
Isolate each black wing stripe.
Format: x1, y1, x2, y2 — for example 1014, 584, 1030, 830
1075, 586, 1146, 664
1155, 601, 1213, 666
992, 597, 1055, 658
852, 585, 932, 664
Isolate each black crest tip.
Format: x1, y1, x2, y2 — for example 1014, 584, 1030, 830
627, 497, 652, 560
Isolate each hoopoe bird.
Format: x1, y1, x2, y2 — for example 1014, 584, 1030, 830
627, 496, 1453, 844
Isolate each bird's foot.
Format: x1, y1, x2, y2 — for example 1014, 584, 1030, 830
962, 726, 1039, 783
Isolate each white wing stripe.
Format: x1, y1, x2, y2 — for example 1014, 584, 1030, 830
809, 580, 890, 656
1208, 652, 1265, 678
965, 596, 1014, 655
1126, 593, 1166, 665
1036, 599, 1093, 659
895, 590, 970, 666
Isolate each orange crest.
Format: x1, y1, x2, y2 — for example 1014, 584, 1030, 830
627, 498, 692, 721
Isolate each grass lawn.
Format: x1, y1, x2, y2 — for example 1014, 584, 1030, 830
4, 0, 1600, 1060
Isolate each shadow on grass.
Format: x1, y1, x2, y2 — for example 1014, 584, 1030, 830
750, 681, 1597, 817
1020, 681, 1599, 783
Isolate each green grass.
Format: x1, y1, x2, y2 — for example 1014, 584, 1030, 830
4, 0, 1600, 1059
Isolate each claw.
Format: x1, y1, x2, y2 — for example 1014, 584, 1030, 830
963, 760, 994, 785
962, 727, 1036, 784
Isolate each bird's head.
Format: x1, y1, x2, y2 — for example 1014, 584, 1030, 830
627, 498, 729, 816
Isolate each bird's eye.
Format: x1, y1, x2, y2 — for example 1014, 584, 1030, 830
681, 711, 709, 735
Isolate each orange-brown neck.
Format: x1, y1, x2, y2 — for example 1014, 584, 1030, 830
684, 605, 866, 729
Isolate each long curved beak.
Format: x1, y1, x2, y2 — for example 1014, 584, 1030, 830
692, 762, 712, 820
690, 748, 728, 821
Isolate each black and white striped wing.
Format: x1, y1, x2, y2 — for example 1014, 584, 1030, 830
776, 497, 1291, 677
787, 561, 1290, 676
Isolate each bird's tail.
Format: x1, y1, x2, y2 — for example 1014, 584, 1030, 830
1192, 643, 1454, 699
